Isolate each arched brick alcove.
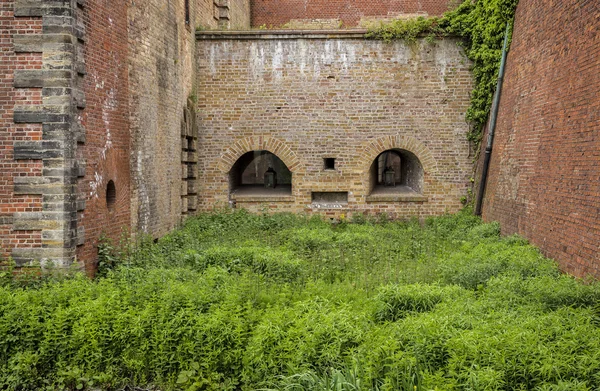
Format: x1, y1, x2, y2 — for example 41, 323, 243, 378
216, 136, 303, 174
358, 135, 437, 175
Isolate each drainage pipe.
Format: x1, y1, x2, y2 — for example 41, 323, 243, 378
474, 24, 511, 216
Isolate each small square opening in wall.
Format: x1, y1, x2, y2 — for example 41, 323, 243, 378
323, 158, 336, 170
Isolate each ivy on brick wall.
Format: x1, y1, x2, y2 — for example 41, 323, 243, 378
367, 0, 519, 143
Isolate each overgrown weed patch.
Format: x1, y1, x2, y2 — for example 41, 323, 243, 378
1, 209, 599, 390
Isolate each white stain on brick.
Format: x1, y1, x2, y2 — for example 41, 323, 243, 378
90, 172, 103, 198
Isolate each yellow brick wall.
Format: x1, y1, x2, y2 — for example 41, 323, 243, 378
195, 35, 474, 219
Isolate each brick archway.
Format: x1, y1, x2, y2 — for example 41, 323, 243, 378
358, 135, 437, 175
215, 136, 303, 174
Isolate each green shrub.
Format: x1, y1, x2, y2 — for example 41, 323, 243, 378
438, 240, 559, 290
283, 228, 337, 254
243, 299, 369, 387
264, 366, 363, 391
373, 283, 463, 322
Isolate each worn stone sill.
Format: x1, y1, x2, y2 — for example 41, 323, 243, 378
366, 194, 428, 202
233, 195, 295, 202
366, 185, 427, 203
367, 195, 428, 202
230, 185, 293, 202
310, 202, 349, 209
196, 29, 368, 40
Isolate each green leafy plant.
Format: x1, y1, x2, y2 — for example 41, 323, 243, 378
96, 235, 120, 277
365, 16, 444, 43
0, 210, 598, 390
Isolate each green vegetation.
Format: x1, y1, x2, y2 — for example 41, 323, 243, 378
367, 0, 520, 142
1, 210, 600, 390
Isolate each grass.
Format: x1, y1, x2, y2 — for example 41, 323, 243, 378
1, 209, 599, 391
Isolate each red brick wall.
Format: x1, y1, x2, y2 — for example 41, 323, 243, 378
77, 0, 131, 273
251, 0, 456, 27
0, 0, 43, 260
481, 0, 600, 277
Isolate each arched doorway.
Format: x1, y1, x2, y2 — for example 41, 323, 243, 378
369, 149, 424, 196
229, 150, 292, 197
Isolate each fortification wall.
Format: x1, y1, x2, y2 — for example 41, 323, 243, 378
128, 0, 250, 239
251, 0, 456, 28
196, 32, 473, 218
77, 0, 131, 272
127, 0, 198, 238
481, 0, 600, 277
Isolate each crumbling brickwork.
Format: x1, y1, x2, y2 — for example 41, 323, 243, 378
128, 0, 204, 238
251, 0, 456, 28
481, 0, 600, 277
196, 31, 473, 218
197, 0, 250, 30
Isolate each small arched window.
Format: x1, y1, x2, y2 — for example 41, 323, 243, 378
106, 180, 116, 211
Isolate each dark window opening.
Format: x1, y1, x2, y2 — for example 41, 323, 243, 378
324, 158, 336, 170
229, 150, 292, 198
369, 149, 424, 196
185, 0, 190, 25
106, 180, 116, 211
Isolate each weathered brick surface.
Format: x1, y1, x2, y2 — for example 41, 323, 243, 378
197, 0, 250, 30
0, 0, 44, 260
196, 32, 474, 218
128, 0, 250, 238
481, 0, 600, 277
1, 0, 250, 269
128, 0, 203, 238
251, 0, 456, 28
77, 0, 131, 273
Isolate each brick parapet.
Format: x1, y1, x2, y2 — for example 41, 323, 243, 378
250, 0, 456, 28
196, 29, 368, 39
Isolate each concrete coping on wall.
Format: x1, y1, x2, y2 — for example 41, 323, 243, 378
366, 194, 428, 203
196, 29, 369, 40
366, 186, 428, 203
